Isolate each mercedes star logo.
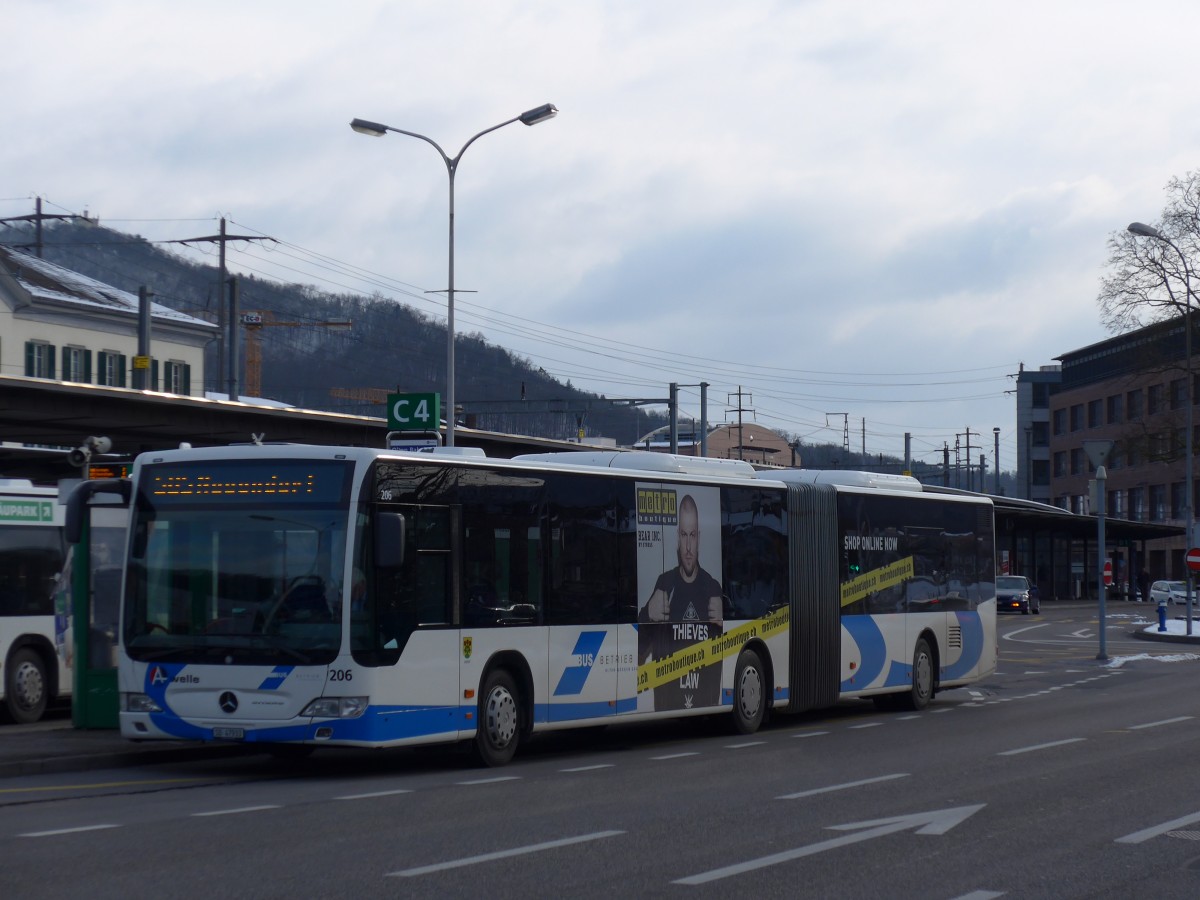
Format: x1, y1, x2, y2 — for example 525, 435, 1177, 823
219, 691, 238, 714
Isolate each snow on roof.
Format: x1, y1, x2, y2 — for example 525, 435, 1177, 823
0, 245, 214, 329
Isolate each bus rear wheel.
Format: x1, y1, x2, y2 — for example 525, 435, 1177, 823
731, 648, 766, 734
902, 637, 935, 711
474, 669, 521, 767
5, 647, 48, 724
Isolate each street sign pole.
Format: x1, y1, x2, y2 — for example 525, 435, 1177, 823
1096, 465, 1108, 660
1083, 440, 1114, 661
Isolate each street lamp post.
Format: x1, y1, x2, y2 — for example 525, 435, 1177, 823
1128, 221, 1195, 635
350, 104, 558, 447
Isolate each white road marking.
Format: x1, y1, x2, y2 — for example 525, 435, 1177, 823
559, 764, 614, 772
20, 823, 120, 837
950, 891, 1006, 899
1001, 623, 1051, 640
651, 751, 699, 759
335, 789, 413, 800
726, 741, 767, 749
192, 805, 281, 817
849, 722, 883, 729
1128, 716, 1193, 730
777, 773, 909, 800
388, 830, 625, 877
792, 731, 829, 738
997, 738, 1085, 756
455, 776, 521, 785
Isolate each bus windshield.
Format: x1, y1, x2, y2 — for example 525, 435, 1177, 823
122, 458, 353, 667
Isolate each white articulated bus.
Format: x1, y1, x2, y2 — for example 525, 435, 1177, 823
0, 479, 69, 723
95, 444, 997, 765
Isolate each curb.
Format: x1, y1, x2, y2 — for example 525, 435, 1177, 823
0, 742, 261, 779
1131, 628, 1200, 646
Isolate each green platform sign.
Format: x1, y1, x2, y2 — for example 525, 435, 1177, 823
387, 392, 441, 432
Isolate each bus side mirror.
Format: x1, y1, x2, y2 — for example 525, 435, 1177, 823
374, 511, 406, 568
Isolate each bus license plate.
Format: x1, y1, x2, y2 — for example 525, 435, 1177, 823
212, 727, 245, 740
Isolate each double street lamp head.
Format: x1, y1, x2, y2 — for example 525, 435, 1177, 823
349, 104, 558, 139
347, 103, 557, 449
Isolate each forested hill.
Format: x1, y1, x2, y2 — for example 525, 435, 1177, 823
5, 220, 664, 445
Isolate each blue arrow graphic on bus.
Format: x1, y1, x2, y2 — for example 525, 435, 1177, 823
840, 616, 887, 691
554, 631, 607, 696
258, 666, 294, 690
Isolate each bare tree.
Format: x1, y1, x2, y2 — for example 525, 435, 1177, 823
1098, 170, 1200, 333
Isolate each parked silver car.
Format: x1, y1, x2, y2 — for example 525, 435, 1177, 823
996, 575, 1039, 614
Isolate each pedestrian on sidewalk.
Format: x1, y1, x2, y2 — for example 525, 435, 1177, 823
1138, 568, 1151, 603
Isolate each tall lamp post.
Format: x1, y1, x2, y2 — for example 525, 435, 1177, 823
1128, 221, 1195, 635
350, 103, 558, 447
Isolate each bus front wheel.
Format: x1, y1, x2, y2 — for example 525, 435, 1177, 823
731, 648, 766, 734
5, 647, 48, 724
474, 669, 521, 767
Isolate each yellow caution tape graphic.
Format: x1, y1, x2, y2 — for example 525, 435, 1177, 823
839, 556, 914, 608
636, 606, 789, 693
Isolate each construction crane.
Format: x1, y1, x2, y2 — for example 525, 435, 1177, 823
240, 311, 352, 398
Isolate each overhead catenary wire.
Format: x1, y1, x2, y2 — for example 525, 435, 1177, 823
0, 200, 1017, 458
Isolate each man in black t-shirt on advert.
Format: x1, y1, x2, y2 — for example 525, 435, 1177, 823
639, 494, 723, 710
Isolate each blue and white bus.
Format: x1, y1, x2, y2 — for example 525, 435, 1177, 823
97, 444, 996, 765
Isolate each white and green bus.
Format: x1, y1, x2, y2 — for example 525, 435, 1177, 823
0, 478, 68, 723
94, 444, 997, 764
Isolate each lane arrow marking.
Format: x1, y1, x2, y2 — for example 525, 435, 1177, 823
674, 804, 985, 885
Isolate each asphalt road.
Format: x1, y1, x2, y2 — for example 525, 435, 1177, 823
2, 604, 1199, 899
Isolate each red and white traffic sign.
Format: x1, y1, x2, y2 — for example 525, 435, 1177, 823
1186, 547, 1200, 572
1102, 561, 1113, 586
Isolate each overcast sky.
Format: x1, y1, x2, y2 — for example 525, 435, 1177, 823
6, 1, 1200, 468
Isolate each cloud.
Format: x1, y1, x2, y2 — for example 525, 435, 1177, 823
6, 0, 1200, 459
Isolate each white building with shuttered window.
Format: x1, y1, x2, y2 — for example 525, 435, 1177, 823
0, 245, 213, 395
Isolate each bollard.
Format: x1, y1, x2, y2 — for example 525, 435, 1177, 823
1157, 600, 1168, 632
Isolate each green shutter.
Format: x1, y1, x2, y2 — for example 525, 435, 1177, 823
24, 342, 34, 377
46, 345, 56, 380
117, 354, 127, 388
83, 349, 93, 383
182, 364, 192, 396
150, 359, 159, 390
